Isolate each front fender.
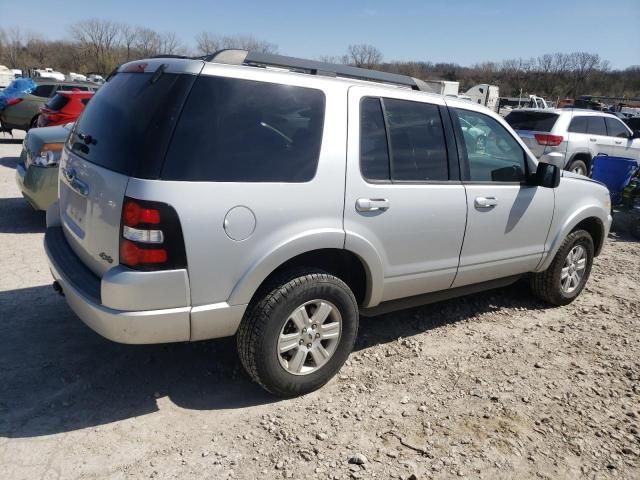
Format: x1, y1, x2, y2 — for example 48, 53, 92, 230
537, 204, 610, 271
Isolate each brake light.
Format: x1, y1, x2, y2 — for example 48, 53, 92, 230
119, 197, 187, 270
535, 134, 563, 146
6, 98, 23, 106
123, 62, 148, 73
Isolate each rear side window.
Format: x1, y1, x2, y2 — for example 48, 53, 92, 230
360, 97, 390, 181
605, 117, 630, 138
32, 85, 55, 98
163, 76, 325, 182
505, 111, 559, 132
45, 94, 69, 111
568, 116, 588, 133
359, 97, 449, 182
587, 116, 607, 136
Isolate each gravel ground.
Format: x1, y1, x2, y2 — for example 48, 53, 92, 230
1, 132, 639, 480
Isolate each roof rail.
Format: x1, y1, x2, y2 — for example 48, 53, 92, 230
204, 49, 430, 91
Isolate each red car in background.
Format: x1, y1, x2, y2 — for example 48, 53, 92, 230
37, 90, 94, 128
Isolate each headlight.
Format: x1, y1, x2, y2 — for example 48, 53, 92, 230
33, 143, 63, 167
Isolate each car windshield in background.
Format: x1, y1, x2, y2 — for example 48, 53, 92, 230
505, 111, 559, 132
68, 72, 195, 177
45, 94, 69, 111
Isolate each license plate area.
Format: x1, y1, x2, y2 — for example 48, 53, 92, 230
62, 188, 87, 239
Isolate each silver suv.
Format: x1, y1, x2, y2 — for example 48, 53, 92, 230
44, 52, 612, 396
505, 108, 640, 176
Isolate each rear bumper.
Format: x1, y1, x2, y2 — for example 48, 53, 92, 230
44, 226, 245, 344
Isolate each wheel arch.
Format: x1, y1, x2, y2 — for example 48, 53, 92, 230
567, 152, 592, 172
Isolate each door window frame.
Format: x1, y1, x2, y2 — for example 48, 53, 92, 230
358, 95, 461, 185
449, 107, 531, 185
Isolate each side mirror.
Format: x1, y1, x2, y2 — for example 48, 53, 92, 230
531, 162, 560, 188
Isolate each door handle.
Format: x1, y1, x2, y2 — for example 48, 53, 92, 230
589, 138, 597, 142
474, 196, 498, 208
615, 141, 623, 145
356, 198, 390, 212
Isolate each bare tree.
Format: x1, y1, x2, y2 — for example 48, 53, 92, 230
120, 24, 138, 61
134, 27, 162, 58
70, 19, 122, 73
346, 44, 382, 68
195, 31, 220, 56
159, 32, 182, 55
195, 32, 278, 56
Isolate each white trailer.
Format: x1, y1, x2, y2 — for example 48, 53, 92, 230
0, 65, 15, 89
465, 84, 500, 111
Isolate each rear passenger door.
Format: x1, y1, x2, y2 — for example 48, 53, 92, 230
344, 87, 468, 303
568, 115, 613, 158
605, 117, 639, 159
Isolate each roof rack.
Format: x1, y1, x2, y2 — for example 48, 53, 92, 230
204, 49, 431, 92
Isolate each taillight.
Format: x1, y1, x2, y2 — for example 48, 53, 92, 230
535, 134, 563, 146
119, 197, 187, 270
6, 98, 23, 106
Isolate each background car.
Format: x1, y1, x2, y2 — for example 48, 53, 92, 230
505, 108, 640, 175
0, 79, 97, 133
15, 123, 72, 210
37, 90, 94, 128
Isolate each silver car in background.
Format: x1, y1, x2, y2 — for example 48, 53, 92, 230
44, 52, 612, 397
505, 109, 640, 175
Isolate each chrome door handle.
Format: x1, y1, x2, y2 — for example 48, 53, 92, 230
356, 198, 390, 212
474, 196, 498, 208
615, 141, 623, 145
589, 138, 597, 142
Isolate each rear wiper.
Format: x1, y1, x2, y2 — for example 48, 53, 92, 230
149, 64, 167, 85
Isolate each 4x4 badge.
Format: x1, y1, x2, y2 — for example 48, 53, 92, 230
99, 252, 113, 264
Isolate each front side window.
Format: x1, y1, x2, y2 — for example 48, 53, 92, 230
454, 108, 526, 182
605, 117, 630, 138
163, 76, 325, 182
587, 116, 607, 136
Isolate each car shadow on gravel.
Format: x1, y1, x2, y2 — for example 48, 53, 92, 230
0, 138, 23, 145
0, 285, 275, 439
355, 281, 551, 352
0, 155, 19, 169
0, 197, 46, 233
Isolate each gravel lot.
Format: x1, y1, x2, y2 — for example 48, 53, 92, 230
1, 131, 639, 480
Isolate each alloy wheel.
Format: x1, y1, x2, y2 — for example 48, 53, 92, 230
561, 245, 587, 294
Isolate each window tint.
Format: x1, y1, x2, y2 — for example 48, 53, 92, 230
384, 98, 448, 181
587, 116, 607, 136
625, 117, 640, 131
163, 76, 325, 182
605, 117, 630, 138
32, 85, 55, 98
568, 116, 588, 134
45, 94, 69, 111
69, 72, 196, 177
360, 97, 390, 181
505, 111, 559, 132
454, 108, 526, 182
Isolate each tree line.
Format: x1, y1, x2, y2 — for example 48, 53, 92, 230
1, 20, 638, 99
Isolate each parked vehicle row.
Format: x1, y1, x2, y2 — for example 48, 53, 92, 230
38, 51, 612, 397
505, 109, 640, 176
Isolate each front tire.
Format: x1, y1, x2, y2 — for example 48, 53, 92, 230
237, 270, 359, 397
530, 229, 594, 306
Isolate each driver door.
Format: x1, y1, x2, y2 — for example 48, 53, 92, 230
449, 107, 555, 287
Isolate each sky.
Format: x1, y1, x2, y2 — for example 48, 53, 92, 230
1, 0, 639, 69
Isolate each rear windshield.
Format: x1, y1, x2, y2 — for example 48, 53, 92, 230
162, 76, 325, 182
505, 111, 559, 132
45, 94, 69, 111
68, 71, 195, 177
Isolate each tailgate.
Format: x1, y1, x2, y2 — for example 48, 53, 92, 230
514, 130, 547, 158
59, 148, 128, 277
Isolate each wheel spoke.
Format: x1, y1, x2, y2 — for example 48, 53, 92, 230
288, 349, 307, 373
561, 267, 570, 280
290, 306, 310, 330
320, 321, 340, 340
310, 345, 331, 366
311, 302, 333, 325
575, 258, 586, 271
278, 333, 300, 353
562, 275, 571, 291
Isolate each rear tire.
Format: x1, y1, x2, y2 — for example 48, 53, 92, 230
567, 159, 588, 176
237, 269, 359, 397
530, 229, 594, 306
